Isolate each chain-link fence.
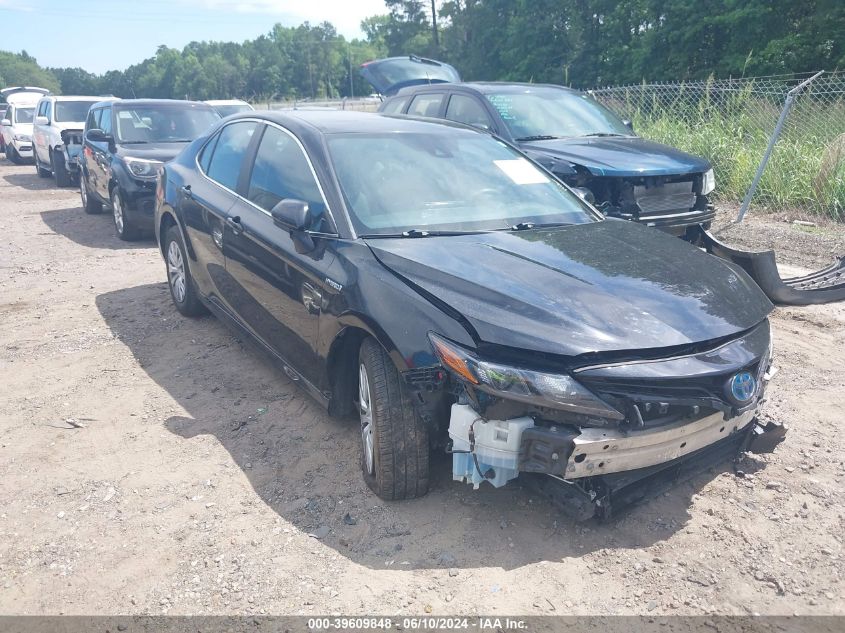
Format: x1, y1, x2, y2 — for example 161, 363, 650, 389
591, 72, 845, 221
261, 97, 381, 113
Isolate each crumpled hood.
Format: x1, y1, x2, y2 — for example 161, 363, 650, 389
520, 136, 711, 178
366, 220, 772, 358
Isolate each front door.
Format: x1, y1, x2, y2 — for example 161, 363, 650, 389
223, 123, 337, 387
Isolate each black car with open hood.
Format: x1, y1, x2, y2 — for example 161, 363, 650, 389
155, 110, 783, 520
367, 58, 716, 239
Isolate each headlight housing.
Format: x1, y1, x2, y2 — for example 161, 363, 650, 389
429, 333, 623, 420
13, 133, 31, 142
125, 157, 163, 180
702, 168, 715, 195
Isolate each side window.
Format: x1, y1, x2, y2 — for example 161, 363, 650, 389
37, 101, 48, 117
407, 93, 445, 118
381, 96, 409, 114
206, 121, 258, 191
86, 108, 101, 132
445, 94, 493, 130
99, 108, 112, 135
198, 132, 219, 173
247, 125, 326, 220
44, 101, 53, 122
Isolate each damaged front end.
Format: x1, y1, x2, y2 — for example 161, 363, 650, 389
421, 320, 785, 521
560, 169, 715, 239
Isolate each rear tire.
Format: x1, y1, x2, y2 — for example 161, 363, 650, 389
52, 152, 71, 187
164, 224, 207, 317
111, 188, 140, 241
80, 174, 102, 214
358, 337, 429, 500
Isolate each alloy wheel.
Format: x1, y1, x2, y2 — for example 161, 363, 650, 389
167, 240, 187, 304
112, 192, 124, 234
358, 362, 375, 475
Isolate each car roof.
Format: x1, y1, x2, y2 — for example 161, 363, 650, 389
89, 98, 215, 109
244, 109, 482, 136
39, 95, 115, 102
205, 99, 250, 106
394, 82, 581, 97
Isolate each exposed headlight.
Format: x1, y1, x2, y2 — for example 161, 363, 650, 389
429, 333, 623, 420
13, 133, 31, 142
702, 168, 716, 195
125, 157, 163, 180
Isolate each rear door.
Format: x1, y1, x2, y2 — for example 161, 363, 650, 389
182, 120, 260, 307
223, 122, 337, 386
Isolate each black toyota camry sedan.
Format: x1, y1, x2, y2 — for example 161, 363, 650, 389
155, 110, 782, 519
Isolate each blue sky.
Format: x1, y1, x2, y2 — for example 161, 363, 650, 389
1, 0, 388, 73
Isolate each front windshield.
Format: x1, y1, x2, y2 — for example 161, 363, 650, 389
327, 132, 597, 236
114, 105, 220, 143
55, 101, 98, 123
15, 107, 35, 123
214, 104, 252, 117
486, 89, 632, 140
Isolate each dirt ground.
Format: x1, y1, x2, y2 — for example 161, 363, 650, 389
0, 161, 843, 617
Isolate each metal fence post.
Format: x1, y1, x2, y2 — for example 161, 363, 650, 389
736, 70, 825, 222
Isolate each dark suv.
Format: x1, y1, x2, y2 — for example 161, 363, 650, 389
80, 99, 219, 240
365, 57, 715, 238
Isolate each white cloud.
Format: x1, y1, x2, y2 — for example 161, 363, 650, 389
187, 0, 388, 38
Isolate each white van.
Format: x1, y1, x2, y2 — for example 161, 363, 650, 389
1, 87, 50, 163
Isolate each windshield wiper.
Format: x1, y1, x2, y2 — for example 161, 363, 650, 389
580, 132, 626, 137
120, 140, 149, 145
514, 135, 562, 142
503, 221, 573, 231
361, 229, 487, 238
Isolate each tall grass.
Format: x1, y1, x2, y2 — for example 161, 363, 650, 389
594, 80, 845, 221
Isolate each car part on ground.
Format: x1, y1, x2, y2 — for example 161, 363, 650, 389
700, 228, 845, 305
156, 109, 779, 518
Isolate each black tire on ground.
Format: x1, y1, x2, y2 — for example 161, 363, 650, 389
52, 151, 71, 187
80, 174, 102, 214
357, 337, 429, 500
35, 152, 51, 178
163, 224, 207, 317
111, 187, 140, 241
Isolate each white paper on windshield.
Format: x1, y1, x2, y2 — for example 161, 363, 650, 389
493, 159, 550, 185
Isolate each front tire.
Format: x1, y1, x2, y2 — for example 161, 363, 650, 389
164, 224, 207, 317
35, 152, 51, 178
7, 145, 22, 164
358, 337, 429, 500
52, 152, 71, 187
111, 188, 140, 241
80, 175, 102, 214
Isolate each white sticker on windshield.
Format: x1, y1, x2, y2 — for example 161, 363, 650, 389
493, 159, 550, 185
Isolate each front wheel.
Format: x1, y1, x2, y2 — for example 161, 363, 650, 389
164, 224, 207, 317
111, 188, 140, 241
35, 153, 51, 178
80, 175, 102, 214
52, 152, 72, 187
358, 337, 429, 500
7, 145, 21, 164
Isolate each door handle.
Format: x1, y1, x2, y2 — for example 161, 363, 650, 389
180, 184, 192, 198
226, 216, 244, 235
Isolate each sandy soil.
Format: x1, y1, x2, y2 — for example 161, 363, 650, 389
0, 161, 843, 617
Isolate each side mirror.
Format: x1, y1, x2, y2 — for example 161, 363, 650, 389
0, 119, 10, 126
623, 119, 634, 133
271, 198, 315, 253
86, 128, 113, 143
35, 115, 49, 126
